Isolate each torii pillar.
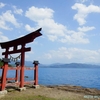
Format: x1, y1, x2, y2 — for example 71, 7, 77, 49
0, 28, 42, 91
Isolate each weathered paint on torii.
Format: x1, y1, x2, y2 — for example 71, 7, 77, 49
0, 28, 42, 91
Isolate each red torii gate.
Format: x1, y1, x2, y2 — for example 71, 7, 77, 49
0, 28, 42, 91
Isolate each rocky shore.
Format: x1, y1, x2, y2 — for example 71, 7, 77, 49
47, 85, 100, 95
0, 85, 100, 100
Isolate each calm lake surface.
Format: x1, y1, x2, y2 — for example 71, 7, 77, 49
39, 68, 100, 89
0, 67, 100, 89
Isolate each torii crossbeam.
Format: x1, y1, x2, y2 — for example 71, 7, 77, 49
0, 28, 42, 91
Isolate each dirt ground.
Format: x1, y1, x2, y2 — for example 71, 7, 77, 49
1, 85, 100, 100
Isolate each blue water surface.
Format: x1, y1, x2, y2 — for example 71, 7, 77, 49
0, 67, 100, 89
39, 68, 100, 89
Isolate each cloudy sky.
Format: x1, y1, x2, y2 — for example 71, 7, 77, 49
0, 0, 100, 64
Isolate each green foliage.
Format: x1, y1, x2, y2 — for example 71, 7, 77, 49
0, 58, 13, 67
0, 95, 56, 100
8, 64, 13, 67
0, 59, 4, 67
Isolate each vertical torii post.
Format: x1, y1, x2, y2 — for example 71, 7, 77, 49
0, 28, 42, 91
15, 62, 20, 83
20, 44, 25, 88
33, 61, 39, 87
1, 58, 10, 91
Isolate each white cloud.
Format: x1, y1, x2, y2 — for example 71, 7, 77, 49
44, 47, 100, 63
25, 6, 54, 22
0, 32, 9, 42
60, 31, 89, 44
0, 47, 5, 59
0, 19, 12, 30
0, 2, 5, 8
25, 6, 90, 44
0, 32, 8, 60
38, 18, 66, 36
25, 24, 36, 32
78, 26, 95, 32
72, 3, 100, 25
0, 10, 21, 30
13, 6, 23, 15
2, 10, 21, 27
47, 35, 57, 42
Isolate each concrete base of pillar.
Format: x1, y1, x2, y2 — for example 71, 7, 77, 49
18, 87, 26, 91
32, 85, 40, 89
0, 90, 7, 98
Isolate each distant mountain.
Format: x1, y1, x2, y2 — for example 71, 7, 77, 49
39, 63, 100, 68
9, 61, 100, 68
25, 61, 33, 67
9, 61, 45, 67
62, 63, 100, 68
25, 61, 46, 67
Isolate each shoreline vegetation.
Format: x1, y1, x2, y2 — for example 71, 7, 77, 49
1, 85, 100, 100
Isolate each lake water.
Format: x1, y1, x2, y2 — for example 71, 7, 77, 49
0, 67, 100, 89
39, 68, 100, 89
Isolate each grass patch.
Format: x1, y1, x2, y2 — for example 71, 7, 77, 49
0, 95, 56, 100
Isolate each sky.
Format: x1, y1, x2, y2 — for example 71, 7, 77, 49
0, 0, 100, 64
